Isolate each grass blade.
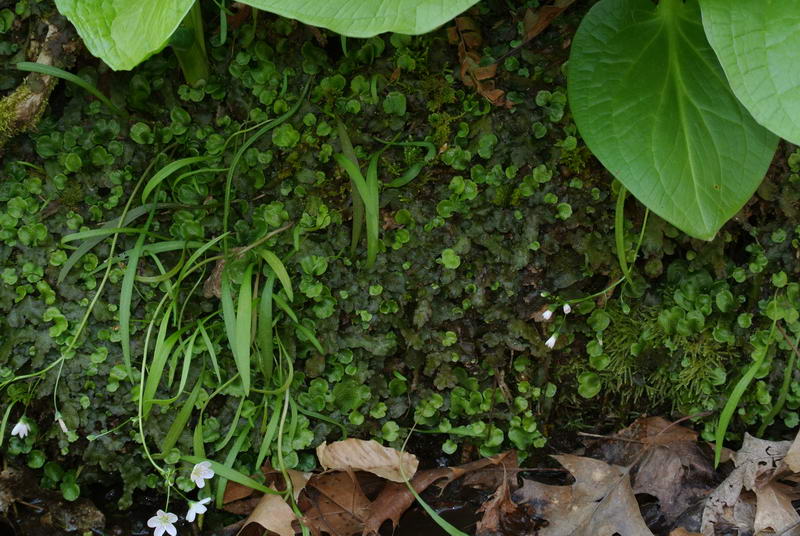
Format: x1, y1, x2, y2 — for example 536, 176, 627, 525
221, 268, 239, 372
258, 250, 293, 302
258, 274, 276, 383
142, 156, 211, 203
336, 119, 365, 258
57, 202, 179, 284
160, 375, 202, 454
714, 321, 776, 466
16, 61, 127, 117
234, 264, 254, 395
214, 424, 252, 508
199, 322, 222, 383
182, 454, 275, 496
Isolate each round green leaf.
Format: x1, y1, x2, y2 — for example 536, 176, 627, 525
700, 0, 800, 144
568, 0, 777, 240
55, 0, 196, 70
241, 0, 479, 37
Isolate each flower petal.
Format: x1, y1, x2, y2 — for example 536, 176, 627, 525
166, 523, 177, 536
147, 516, 160, 528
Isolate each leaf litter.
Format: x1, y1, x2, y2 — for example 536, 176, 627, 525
220, 422, 800, 536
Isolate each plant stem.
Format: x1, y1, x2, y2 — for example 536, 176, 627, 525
172, 1, 209, 87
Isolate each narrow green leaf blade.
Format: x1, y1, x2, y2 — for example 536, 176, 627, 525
234, 264, 253, 395
258, 250, 293, 302
568, 0, 777, 240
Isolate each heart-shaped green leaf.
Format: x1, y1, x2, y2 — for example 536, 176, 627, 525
55, 0, 195, 70
568, 0, 777, 240
700, 0, 800, 144
241, 0, 479, 37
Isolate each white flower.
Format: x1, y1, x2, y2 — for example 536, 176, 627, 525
11, 420, 30, 439
545, 334, 558, 349
190, 461, 214, 489
186, 497, 212, 522
542, 309, 553, 320
57, 417, 69, 434
563, 303, 572, 315
147, 509, 178, 536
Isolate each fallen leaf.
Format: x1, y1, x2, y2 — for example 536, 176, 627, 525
237, 492, 297, 536
585, 417, 716, 525
475, 476, 543, 536
362, 468, 453, 535
701, 433, 794, 536
363, 452, 515, 535
523, 0, 576, 42
513, 454, 654, 536
753, 481, 800, 534
301, 472, 371, 536
316, 439, 418, 482
237, 470, 311, 536
782, 427, 800, 472
670, 529, 703, 536
450, 16, 511, 108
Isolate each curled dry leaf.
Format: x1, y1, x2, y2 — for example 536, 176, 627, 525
586, 416, 716, 525
301, 472, 371, 536
448, 16, 511, 108
316, 439, 418, 482
235, 470, 311, 536
701, 433, 796, 536
513, 454, 654, 536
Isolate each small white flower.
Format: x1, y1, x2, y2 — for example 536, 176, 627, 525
11, 420, 30, 439
190, 461, 214, 489
57, 417, 69, 434
545, 334, 558, 349
563, 303, 572, 315
542, 309, 553, 320
147, 509, 178, 536
186, 497, 212, 522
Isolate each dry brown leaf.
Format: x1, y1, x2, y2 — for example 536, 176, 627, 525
783, 427, 800, 472
362, 468, 452, 535
701, 433, 794, 536
475, 475, 542, 536
523, 0, 576, 42
586, 417, 715, 525
669, 529, 703, 536
316, 439, 418, 482
450, 16, 511, 108
753, 481, 800, 534
224, 468, 309, 513
362, 452, 515, 535
301, 472, 371, 536
462, 450, 520, 491
512, 454, 654, 536
237, 492, 296, 536
476, 478, 516, 535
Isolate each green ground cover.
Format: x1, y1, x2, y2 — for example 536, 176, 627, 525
2, 0, 800, 522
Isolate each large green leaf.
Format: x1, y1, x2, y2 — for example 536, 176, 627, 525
241, 0, 479, 37
54, 0, 195, 70
567, 0, 777, 240
700, 0, 800, 145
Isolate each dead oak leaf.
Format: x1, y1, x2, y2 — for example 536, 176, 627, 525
701, 433, 795, 536
237, 470, 311, 536
362, 451, 516, 536
316, 439, 418, 482
300, 472, 372, 536
512, 454, 654, 536
586, 416, 716, 525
